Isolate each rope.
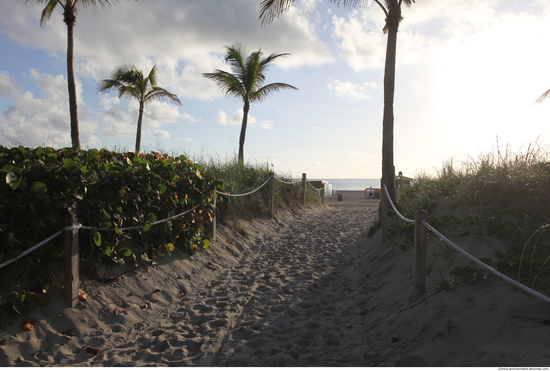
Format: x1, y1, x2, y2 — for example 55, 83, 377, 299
273, 176, 301, 185
424, 221, 550, 305
381, 182, 550, 304
0, 228, 64, 269
0, 208, 197, 269
381, 183, 414, 224
307, 182, 324, 192
215, 175, 272, 197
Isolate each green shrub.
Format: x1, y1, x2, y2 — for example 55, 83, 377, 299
0, 146, 221, 281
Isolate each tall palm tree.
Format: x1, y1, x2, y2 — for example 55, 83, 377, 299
260, 0, 414, 202
21, 0, 119, 150
203, 43, 298, 164
98, 65, 182, 153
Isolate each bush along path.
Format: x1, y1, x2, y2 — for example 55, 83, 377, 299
0, 201, 378, 366
0, 146, 220, 316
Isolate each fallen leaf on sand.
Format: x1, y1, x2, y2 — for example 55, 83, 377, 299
59, 329, 75, 339
21, 317, 40, 331
115, 307, 126, 315
78, 289, 88, 301
83, 345, 100, 356
227, 239, 235, 245
31, 350, 41, 358
391, 336, 401, 343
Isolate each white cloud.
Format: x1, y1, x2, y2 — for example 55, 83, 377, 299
261, 121, 274, 130
216, 108, 255, 126
154, 129, 170, 138
0, 70, 98, 147
0, 71, 21, 96
327, 78, 378, 100
0, 0, 333, 101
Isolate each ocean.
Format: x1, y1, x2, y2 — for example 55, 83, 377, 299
311, 179, 381, 191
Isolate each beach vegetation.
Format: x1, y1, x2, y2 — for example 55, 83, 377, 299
202, 43, 298, 164
20, 0, 120, 150
0, 145, 321, 317
394, 141, 550, 294
97, 65, 182, 154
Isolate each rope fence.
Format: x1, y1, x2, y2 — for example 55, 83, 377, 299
1, 171, 323, 307
381, 183, 550, 304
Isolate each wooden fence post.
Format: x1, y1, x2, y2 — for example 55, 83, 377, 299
320, 186, 325, 205
413, 209, 428, 301
64, 217, 79, 308
381, 179, 388, 243
269, 172, 275, 218
208, 194, 217, 241
302, 173, 306, 206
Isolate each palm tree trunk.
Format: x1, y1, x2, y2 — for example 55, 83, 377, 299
238, 101, 250, 164
135, 104, 145, 153
381, 13, 400, 203
65, 6, 80, 150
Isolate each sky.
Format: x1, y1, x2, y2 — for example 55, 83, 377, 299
0, 0, 550, 179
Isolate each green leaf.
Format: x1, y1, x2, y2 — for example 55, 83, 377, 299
104, 247, 112, 256
201, 239, 210, 249
63, 158, 78, 170
159, 184, 167, 195
119, 247, 132, 257
30, 181, 47, 195
6, 172, 21, 190
147, 213, 157, 223
143, 222, 151, 232
91, 227, 101, 247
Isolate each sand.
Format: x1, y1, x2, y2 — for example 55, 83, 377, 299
1, 191, 550, 367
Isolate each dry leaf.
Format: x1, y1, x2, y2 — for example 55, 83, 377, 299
83, 345, 100, 356
78, 289, 88, 301
227, 239, 235, 245
391, 336, 401, 343
115, 307, 126, 315
21, 317, 40, 331
31, 350, 42, 358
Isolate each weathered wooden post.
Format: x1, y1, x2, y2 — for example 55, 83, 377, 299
301, 173, 306, 206
413, 209, 428, 301
320, 186, 325, 205
269, 172, 275, 218
381, 179, 388, 243
64, 217, 79, 308
208, 193, 217, 241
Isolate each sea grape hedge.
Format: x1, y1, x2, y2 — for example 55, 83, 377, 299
0, 146, 221, 279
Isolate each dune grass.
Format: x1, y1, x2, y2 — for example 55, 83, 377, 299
396, 141, 550, 291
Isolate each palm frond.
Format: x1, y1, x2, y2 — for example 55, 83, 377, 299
259, 0, 295, 26
144, 87, 182, 105
535, 89, 550, 105
202, 70, 246, 101
252, 82, 298, 102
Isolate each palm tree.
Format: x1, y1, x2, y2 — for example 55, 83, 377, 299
98, 65, 182, 153
535, 89, 550, 105
21, 0, 119, 150
202, 43, 298, 164
260, 0, 414, 202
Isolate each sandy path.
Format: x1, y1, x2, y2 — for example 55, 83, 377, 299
0, 193, 379, 367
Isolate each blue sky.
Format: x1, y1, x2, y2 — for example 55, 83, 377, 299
1, 0, 550, 179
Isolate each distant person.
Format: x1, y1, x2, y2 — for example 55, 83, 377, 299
368, 186, 373, 198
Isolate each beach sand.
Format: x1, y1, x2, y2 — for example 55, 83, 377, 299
1, 191, 550, 366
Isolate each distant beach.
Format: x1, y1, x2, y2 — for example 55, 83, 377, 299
311, 179, 380, 191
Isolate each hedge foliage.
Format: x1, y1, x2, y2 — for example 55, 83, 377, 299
0, 146, 221, 279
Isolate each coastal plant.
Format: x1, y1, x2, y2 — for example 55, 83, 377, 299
0, 146, 219, 286
21, 0, 120, 150
396, 141, 550, 293
202, 43, 298, 163
97, 65, 182, 153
